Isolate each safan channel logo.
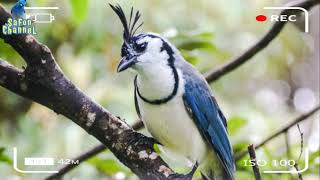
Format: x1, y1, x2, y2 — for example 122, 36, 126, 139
2, 1, 59, 36
2, 18, 36, 35
2, 0, 36, 35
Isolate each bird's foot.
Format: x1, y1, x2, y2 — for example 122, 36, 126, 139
128, 133, 160, 149
168, 162, 198, 180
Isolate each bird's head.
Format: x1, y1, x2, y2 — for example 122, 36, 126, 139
18, 0, 27, 6
110, 4, 177, 73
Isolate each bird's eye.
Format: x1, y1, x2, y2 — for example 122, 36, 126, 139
135, 42, 147, 53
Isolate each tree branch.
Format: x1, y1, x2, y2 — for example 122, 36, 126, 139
248, 144, 262, 180
0, 59, 24, 93
236, 105, 320, 161
48, 0, 320, 177
0, 5, 175, 179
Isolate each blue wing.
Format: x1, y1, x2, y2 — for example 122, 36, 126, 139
182, 74, 235, 179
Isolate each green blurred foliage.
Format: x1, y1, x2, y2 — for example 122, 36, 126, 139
70, 0, 89, 25
0, 147, 12, 165
174, 32, 217, 51
88, 157, 131, 177
228, 116, 247, 136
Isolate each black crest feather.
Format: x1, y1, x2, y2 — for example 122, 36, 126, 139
109, 4, 143, 42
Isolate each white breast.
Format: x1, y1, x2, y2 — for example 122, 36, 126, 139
136, 71, 208, 164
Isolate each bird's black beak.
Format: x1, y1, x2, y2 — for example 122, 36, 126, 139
117, 55, 137, 72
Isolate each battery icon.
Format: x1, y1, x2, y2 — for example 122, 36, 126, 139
25, 13, 55, 23
24, 7, 59, 24
24, 157, 55, 166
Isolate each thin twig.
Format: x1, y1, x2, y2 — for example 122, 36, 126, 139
248, 144, 262, 180
296, 124, 304, 162
294, 124, 304, 180
294, 164, 303, 180
236, 105, 320, 160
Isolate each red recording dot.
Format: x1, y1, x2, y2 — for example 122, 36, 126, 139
256, 15, 267, 22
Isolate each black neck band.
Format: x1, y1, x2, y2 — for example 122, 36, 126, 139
135, 39, 179, 105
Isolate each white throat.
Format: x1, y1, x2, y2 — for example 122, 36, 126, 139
136, 64, 176, 101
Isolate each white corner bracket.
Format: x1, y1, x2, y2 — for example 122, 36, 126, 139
13, 147, 58, 174
264, 6, 309, 33
263, 147, 309, 174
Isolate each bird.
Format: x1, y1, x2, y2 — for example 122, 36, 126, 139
110, 4, 236, 180
11, 0, 27, 19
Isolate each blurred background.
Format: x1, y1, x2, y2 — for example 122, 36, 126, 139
0, 0, 319, 179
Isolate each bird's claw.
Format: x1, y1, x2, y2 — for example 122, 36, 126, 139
168, 161, 198, 180
128, 133, 160, 149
